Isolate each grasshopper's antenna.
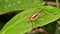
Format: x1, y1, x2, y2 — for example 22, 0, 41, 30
40, 8, 45, 13
38, 8, 45, 13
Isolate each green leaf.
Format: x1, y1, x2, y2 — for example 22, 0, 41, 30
0, 0, 44, 15
54, 24, 60, 34
59, 27, 60, 33
0, 6, 60, 34
44, 23, 56, 34
57, 20, 60, 25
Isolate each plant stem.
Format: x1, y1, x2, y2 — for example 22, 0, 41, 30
56, 0, 59, 8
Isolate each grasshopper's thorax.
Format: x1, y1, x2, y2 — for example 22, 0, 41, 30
28, 12, 40, 21
28, 8, 44, 21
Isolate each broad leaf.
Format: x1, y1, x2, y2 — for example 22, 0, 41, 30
0, 0, 44, 15
0, 6, 60, 34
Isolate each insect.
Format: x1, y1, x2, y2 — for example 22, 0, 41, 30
28, 9, 44, 21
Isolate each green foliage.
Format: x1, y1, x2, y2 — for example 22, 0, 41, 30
0, 0, 60, 34
0, 6, 60, 34
0, 0, 44, 15
54, 25, 60, 34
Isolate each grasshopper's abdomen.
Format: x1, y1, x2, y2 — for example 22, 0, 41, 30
28, 9, 44, 21
28, 12, 40, 21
